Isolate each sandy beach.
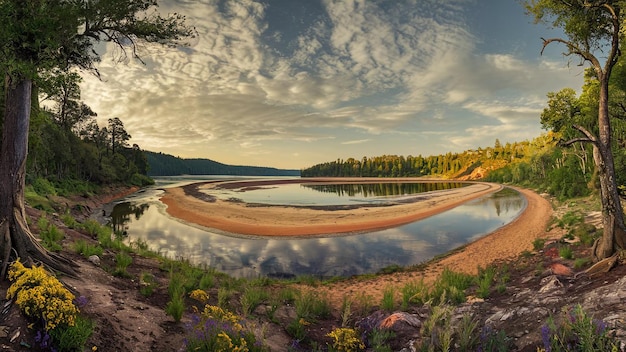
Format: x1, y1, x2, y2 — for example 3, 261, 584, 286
159, 178, 504, 236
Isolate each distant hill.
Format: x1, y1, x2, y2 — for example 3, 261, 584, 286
145, 151, 301, 177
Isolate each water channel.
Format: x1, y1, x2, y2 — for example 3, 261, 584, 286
107, 177, 525, 278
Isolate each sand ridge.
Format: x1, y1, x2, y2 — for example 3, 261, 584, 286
159, 178, 503, 236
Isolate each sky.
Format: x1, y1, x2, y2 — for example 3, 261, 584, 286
79, 0, 587, 170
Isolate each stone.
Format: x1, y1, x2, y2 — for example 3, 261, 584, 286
88, 255, 101, 266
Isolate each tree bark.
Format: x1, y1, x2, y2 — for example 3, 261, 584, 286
0, 75, 77, 279
593, 76, 626, 260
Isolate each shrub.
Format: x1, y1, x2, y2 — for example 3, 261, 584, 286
7, 260, 78, 331
475, 265, 497, 299
48, 315, 95, 352
190, 289, 209, 304
327, 327, 365, 352
541, 305, 620, 351
184, 305, 268, 351
166, 293, 185, 323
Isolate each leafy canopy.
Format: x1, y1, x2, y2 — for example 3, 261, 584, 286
0, 0, 193, 79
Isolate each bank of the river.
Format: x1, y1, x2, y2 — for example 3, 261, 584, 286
160, 178, 503, 236
7, 182, 611, 352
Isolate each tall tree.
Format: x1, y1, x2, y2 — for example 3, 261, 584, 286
0, 0, 192, 277
525, 0, 625, 260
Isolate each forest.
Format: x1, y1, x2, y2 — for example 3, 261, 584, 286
0, 71, 153, 195
146, 151, 300, 177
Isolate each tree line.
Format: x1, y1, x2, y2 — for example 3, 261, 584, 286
146, 151, 300, 177
0, 70, 153, 191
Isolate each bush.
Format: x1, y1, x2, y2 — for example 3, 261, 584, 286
533, 238, 546, 251
541, 305, 620, 351
327, 327, 365, 352
48, 315, 95, 352
7, 260, 78, 331
184, 305, 268, 351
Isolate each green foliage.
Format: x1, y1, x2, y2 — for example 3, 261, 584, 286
541, 305, 620, 351
559, 211, 585, 228
72, 239, 103, 258
139, 272, 157, 297
533, 238, 547, 251
380, 286, 396, 312
287, 317, 309, 341
295, 290, 331, 321
165, 292, 185, 323
419, 301, 454, 351
32, 178, 57, 196
401, 279, 428, 309
367, 329, 395, 352
38, 216, 64, 252
49, 315, 95, 352
559, 246, 574, 260
113, 251, 133, 277
475, 265, 497, 299
478, 326, 510, 352
574, 257, 591, 269
240, 286, 269, 317
25, 185, 54, 212
60, 212, 79, 229
573, 223, 599, 247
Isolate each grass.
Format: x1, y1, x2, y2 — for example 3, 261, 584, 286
559, 246, 574, 260
240, 286, 269, 316
295, 289, 331, 321
72, 239, 103, 258
113, 251, 133, 277
381, 286, 396, 311
38, 216, 64, 252
139, 272, 158, 297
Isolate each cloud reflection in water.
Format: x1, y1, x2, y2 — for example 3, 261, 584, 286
110, 186, 524, 278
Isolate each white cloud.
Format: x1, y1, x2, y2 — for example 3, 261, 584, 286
77, 0, 585, 168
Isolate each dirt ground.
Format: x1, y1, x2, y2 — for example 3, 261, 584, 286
0, 181, 606, 352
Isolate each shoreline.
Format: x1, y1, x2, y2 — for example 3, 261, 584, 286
159, 178, 504, 236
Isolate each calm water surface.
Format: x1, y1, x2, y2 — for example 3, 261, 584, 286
108, 177, 525, 278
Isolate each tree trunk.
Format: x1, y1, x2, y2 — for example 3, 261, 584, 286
593, 77, 626, 260
0, 75, 76, 279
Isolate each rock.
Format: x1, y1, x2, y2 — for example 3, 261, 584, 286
550, 262, 574, 277
378, 312, 422, 330
272, 305, 297, 327
88, 255, 101, 266
538, 275, 563, 293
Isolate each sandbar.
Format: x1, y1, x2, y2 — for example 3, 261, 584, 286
159, 178, 504, 236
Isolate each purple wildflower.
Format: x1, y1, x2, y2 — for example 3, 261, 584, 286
594, 319, 608, 335
73, 295, 88, 308
541, 325, 552, 352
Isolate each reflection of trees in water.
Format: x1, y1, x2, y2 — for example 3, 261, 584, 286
301, 182, 466, 197
110, 202, 150, 234
491, 189, 523, 217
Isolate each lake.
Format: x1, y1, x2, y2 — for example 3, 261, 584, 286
108, 177, 525, 278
